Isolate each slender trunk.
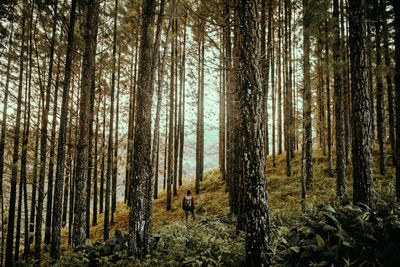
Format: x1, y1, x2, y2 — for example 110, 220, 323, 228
278, 0, 282, 155
303, 0, 313, 190
325, 20, 333, 177
43, 1, 59, 246
341, 0, 351, 164
86, 0, 100, 235
153, 6, 168, 199
382, 1, 396, 166
374, 0, 387, 175
5, 0, 27, 264
111, 50, 121, 225
178, 14, 187, 187
167, 18, 174, 209
50, 0, 77, 258
394, 0, 400, 200
100, 89, 106, 213
92, 93, 101, 226
104, 0, 118, 241
0, 15, 14, 267
333, 0, 346, 197
74, 0, 99, 246
5, 0, 27, 266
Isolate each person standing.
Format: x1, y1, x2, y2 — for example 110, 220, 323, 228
182, 190, 195, 221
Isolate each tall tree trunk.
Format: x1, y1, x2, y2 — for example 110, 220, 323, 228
5, 0, 27, 264
105, 0, 118, 241
196, 19, 205, 193
178, 14, 187, 187
278, 0, 282, 155
394, 0, 400, 200
0, 15, 14, 267
349, 0, 374, 207
74, 0, 99, 246
86, 1, 100, 235
167, 18, 175, 208
128, 0, 157, 257
236, 1, 270, 264
16, 46, 32, 262
303, 0, 313, 190
50, 0, 78, 258
374, 0, 387, 175
112, 50, 121, 225
333, 0, 346, 197
93, 92, 101, 226
284, 0, 291, 177
173, 18, 179, 197
382, 0, 396, 166
325, 20, 333, 177
152, 2, 168, 200
100, 89, 106, 213
44, 1, 59, 246
341, 0, 351, 164
272, 25, 276, 167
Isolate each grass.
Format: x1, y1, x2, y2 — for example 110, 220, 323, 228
56, 146, 396, 259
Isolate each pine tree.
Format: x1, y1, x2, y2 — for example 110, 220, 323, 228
348, 0, 374, 207
50, 0, 78, 258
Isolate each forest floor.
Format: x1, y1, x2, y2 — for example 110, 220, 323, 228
42, 147, 397, 266
82, 147, 396, 242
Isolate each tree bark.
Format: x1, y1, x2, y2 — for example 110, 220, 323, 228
5, 0, 27, 264
236, 1, 270, 264
105, 0, 118, 241
303, 0, 313, 190
325, 20, 333, 177
382, 0, 396, 166
374, 0, 387, 175
348, 0, 374, 207
50, 0, 77, 258
128, 0, 157, 257
394, 0, 400, 200
333, 0, 346, 197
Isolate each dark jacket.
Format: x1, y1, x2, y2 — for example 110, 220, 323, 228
182, 195, 194, 210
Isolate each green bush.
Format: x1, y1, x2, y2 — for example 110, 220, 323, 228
36, 214, 245, 266
274, 202, 400, 266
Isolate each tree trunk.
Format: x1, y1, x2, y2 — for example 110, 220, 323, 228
104, 0, 118, 241
394, 0, 400, 200
325, 20, 333, 177
167, 18, 175, 209
42, 1, 59, 246
5, 0, 27, 264
278, 0, 282, 155
111, 50, 121, 225
128, 0, 157, 257
236, 1, 270, 264
348, 0, 374, 207
382, 0, 396, 166
93, 92, 101, 226
100, 89, 106, 213
74, 0, 99, 246
0, 15, 13, 267
333, 0, 346, 197
152, 2, 168, 200
178, 14, 187, 187
303, 0, 313, 190
50, 0, 77, 258
374, 0, 387, 175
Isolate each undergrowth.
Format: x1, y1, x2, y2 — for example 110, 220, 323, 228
16, 148, 399, 266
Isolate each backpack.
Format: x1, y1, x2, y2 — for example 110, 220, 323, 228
183, 196, 193, 209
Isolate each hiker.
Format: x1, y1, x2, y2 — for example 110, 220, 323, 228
182, 190, 195, 221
